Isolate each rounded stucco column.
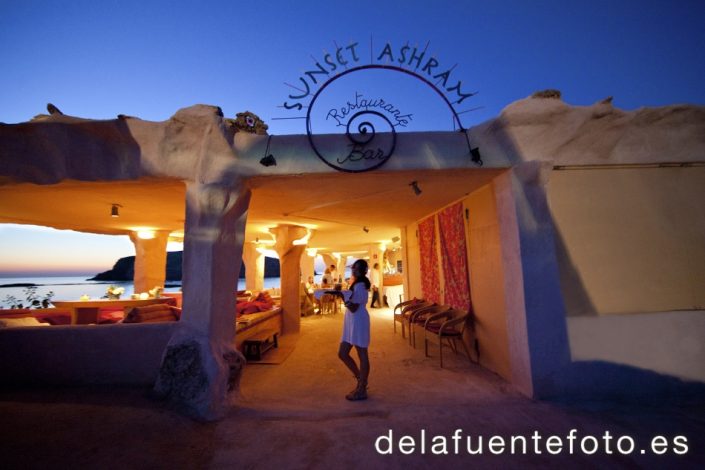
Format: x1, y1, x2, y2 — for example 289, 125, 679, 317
129, 230, 170, 294
270, 224, 308, 334
243, 242, 265, 292
154, 181, 250, 420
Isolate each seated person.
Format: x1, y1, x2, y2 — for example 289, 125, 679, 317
321, 268, 333, 287
236, 290, 275, 315
305, 275, 318, 291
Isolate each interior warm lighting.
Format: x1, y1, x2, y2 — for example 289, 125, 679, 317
306, 248, 318, 257
410, 181, 422, 196
292, 228, 312, 246
256, 247, 278, 258
139, 292, 149, 300
379, 243, 387, 252
168, 231, 184, 243
166, 241, 184, 251
392, 236, 400, 243
110, 204, 121, 217
136, 230, 156, 240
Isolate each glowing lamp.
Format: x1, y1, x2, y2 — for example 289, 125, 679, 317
137, 230, 156, 240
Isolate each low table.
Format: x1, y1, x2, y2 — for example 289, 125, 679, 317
242, 329, 279, 361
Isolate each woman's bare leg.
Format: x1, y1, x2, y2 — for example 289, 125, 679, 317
338, 342, 360, 379
355, 346, 369, 386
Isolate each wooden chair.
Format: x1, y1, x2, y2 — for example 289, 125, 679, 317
408, 304, 450, 348
423, 308, 478, 368
395, 300, 432, 339
392, 298, 424, 334
320, 293, 339, 315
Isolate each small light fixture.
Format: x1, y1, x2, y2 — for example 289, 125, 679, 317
470, 147, 483, 166
392, 236, 400, 243
111, 203, 122, 217
363, 226, 369, 233
260, 135, 277, 167
409, 181, 422, 196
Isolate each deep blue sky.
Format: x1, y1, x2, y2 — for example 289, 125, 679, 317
1, 0, 704, 275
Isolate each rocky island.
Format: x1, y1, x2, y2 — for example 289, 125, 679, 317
90, 252, 280, 282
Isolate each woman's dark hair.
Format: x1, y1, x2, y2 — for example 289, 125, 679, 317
351, 259, 371, 290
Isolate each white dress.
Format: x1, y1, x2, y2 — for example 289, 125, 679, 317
341, 282, 370, 348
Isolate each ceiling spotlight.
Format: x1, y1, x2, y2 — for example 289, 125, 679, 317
409, 181, 422, 196
363, 226, 370, 233
260, 135, 277, 167
111, 203, 122, 217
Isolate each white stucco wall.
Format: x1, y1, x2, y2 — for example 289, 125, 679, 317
568, 311, 705, 383
548, 167, 705, 315
548, 167, 705, 386
464, 185, 512, 381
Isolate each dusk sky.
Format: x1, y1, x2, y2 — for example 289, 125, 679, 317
1, 0, 704, 276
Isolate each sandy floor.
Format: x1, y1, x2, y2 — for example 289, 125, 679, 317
1, 308, 704, 469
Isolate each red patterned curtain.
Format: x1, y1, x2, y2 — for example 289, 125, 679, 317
438, 202, 471, 311
418, 215, 440, 303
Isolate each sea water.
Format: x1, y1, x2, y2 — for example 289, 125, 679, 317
0, 275, 282, 309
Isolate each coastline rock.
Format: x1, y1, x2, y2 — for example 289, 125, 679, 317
89, 251, 280, 281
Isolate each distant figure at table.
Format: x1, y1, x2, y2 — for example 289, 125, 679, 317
369, 262, 382, 308
329, 264, 339, 283
321, 268, 333, 287
338, 259, 371, 401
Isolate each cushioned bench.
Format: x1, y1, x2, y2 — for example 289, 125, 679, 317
235, 307, 282, 353
0, 308, 72, 326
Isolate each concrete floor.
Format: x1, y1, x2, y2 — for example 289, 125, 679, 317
1, 308, 704, 469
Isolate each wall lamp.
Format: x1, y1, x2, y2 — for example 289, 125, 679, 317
111, 203, 122, 217
260, 135, 277, 167
409, 181, 422, 196
470, 147, 483, 166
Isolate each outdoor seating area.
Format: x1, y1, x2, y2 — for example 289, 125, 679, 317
236, 307, 282, 342
235, 289, 283, 358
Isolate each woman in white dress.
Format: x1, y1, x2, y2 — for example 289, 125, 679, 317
338, 259, 371, 401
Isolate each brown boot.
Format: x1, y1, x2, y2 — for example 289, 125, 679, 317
345, 380, 367, 401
